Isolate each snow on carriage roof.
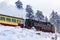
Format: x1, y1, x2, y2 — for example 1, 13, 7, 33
0, 14, 24, 20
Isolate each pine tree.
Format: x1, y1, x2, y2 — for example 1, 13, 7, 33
50, 11, 60, 32
50, 11, 59, 25
35, 10, 44, 21
26, 5, 34, 19
15, 0, 23, 9
50, 11, 58, 19
26, 5, 33, 13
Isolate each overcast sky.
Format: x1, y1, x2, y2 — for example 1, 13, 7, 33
0, 0, 60, 18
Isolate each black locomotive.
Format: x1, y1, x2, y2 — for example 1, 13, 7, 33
25, 19, 55, 33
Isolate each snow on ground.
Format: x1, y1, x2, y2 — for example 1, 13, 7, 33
0, 25, 51, 40
0, 25, 60, 40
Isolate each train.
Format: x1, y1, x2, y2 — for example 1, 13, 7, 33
0, 14, 23, 27
0, 14, 55, 33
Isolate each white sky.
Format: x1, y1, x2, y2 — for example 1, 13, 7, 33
0, 0, 60, 18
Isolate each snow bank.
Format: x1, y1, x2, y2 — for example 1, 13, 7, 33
0, 25, 50, 40
0, 25, 60, 40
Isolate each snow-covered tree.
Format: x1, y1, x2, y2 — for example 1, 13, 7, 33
26, 5, 33, 13
15, 0, 23, 9
50, 11, 60, 32
50, 11, 58, 20
35, 10, 44, 21
50, 11, 59, 25
44, 16, 48, 22
26, 5, 34, 19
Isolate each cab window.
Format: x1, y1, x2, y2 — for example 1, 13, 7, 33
6, 17, 11, 22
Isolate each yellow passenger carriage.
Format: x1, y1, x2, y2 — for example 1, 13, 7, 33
0, 14, 24, 27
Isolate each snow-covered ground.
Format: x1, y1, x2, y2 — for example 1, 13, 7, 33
0, 25, 60, 40
0, 25, 52, 40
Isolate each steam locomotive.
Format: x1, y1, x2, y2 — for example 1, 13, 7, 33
25, 19, 55, 33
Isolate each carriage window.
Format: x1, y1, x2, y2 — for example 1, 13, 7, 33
12, 19, 16, 23
22, 20, 24, 24
6, 18, 11, 22
0, 17, 5, 21
17, 20, 21, 23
